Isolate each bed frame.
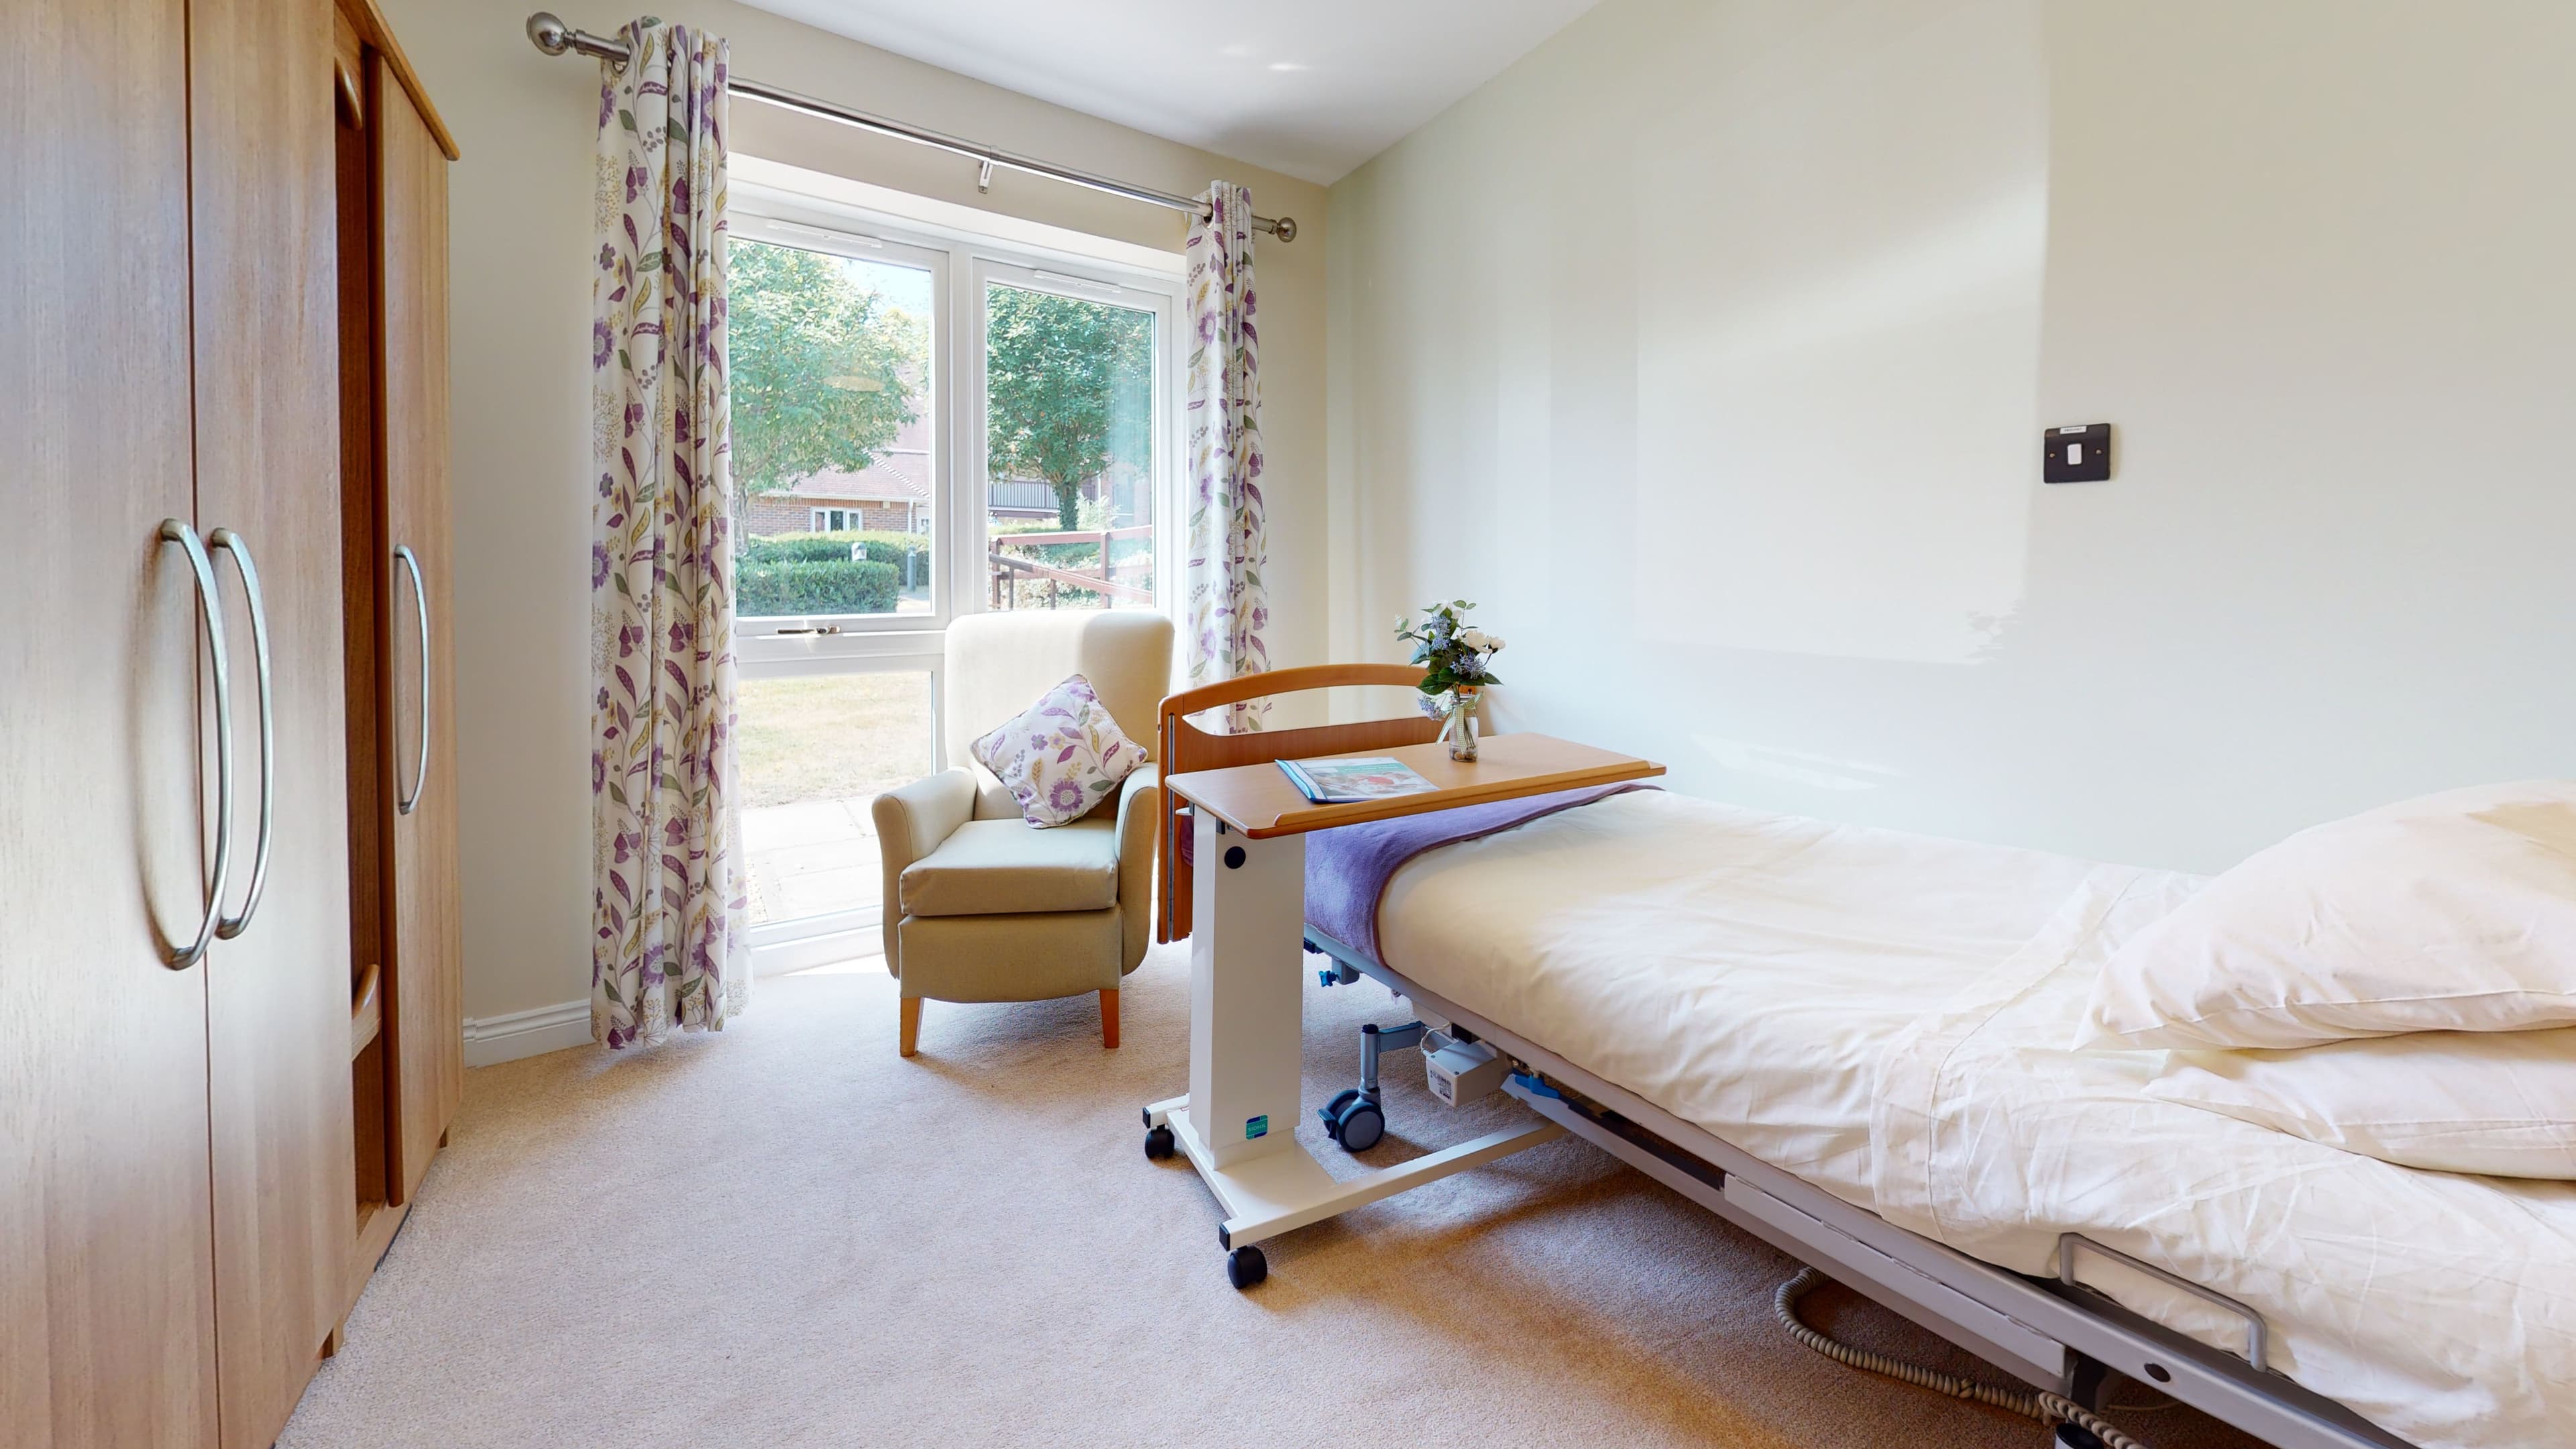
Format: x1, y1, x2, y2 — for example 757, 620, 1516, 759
1155, 669, 2420, 1449
1306, 930, 2413, 1449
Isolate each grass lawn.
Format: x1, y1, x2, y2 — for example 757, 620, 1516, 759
735, 672, 932, 809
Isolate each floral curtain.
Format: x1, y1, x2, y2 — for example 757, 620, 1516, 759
589, 17, 748, 1049
1183, 182, 1270, 731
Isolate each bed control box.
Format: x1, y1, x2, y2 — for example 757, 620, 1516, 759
1424, 1035, 1509, 1107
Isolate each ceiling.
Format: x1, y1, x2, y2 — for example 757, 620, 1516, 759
737, 0, 1602, 185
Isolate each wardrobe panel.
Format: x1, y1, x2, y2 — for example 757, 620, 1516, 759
0, 0, 219, 1444
189, 0, 358, 1440
376, 55, 464, 1203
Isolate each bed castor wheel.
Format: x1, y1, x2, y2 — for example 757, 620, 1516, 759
1329, 1095, 1384, 1153
1226, 1245, 1267, 1290
1319, 1088, 1358, 1138
1144, 1124, 1175, 1161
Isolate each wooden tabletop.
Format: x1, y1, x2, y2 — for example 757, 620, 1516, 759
1164, 733, 1664, 839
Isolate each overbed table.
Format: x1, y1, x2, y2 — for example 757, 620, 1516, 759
1145, 732, 1664, 1287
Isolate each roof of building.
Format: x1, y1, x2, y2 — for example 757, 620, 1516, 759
773, 414, 1145, 508
779, 413, 930, 504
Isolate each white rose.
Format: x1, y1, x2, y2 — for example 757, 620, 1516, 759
1487, 635, 1506, 653
1458, 628, 1494, 651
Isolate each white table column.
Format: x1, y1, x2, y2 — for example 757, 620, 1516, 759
1186, 808, 1306, 1169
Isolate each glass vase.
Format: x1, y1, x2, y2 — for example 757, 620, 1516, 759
1442, 686, 1481, 761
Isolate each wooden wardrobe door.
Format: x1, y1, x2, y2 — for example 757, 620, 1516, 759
377, 55, 464, 1204
189, 0, 357, 1442
0, 1, 219, 1446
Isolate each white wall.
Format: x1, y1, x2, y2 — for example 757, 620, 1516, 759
379, 0, 1328, 1022
1328, 0, 2576, 871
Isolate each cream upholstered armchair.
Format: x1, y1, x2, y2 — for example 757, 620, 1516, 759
871, 610, 1172, 1057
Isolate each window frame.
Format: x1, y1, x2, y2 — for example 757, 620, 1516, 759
967, 257, 1181, 619
728, 215, 952, 647
726, 181, 1185, 967
729, 187, 1186, 675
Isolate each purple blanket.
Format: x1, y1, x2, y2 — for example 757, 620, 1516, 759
1303, 783, 1658, 964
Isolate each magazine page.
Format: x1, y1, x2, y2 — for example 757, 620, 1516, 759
1291, 756, 1436, 802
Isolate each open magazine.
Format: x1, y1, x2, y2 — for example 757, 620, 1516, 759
1277, 755, 1437, 804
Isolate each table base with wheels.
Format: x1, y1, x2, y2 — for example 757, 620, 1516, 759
1142, 1093, 1562, 1289
1140, 806, 1563, 1289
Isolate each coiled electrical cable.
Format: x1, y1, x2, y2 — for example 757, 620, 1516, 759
1774, 1267, 2149, 1449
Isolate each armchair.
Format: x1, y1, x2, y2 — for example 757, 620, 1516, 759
871, 609, 1173, 1057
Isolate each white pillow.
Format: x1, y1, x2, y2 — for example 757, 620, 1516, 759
2080, 780, 2576, 1050
2145, 1030, 2576, 1179
969, 673, 1147, 828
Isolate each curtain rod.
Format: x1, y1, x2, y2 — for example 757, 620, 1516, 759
525, 12, 1297, 243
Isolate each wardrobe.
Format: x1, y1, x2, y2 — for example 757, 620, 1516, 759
1, 0, 459, 1444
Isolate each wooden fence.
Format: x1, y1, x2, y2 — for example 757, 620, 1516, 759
989, 525, 1155, 608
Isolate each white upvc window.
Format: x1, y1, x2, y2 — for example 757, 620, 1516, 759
724, 182, 1184, 971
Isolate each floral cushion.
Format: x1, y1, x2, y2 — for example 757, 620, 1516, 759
969, 674, 1149, 828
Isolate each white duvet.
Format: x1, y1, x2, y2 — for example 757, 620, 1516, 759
1373, 790, 2576, 1449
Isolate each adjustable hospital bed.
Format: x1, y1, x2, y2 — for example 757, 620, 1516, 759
1147, 673, 2575, 1449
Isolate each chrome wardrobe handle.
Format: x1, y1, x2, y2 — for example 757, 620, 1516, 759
160, 519, 234, 971
394, 543, 429, 815
208, 528, 273, 940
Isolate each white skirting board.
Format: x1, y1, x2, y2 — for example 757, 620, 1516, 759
462, 998, 592, 1067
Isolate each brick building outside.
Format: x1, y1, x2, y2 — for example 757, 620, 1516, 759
737, 412, 1150, 540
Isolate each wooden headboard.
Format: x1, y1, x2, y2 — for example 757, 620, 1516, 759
1155, 665, 1446, 942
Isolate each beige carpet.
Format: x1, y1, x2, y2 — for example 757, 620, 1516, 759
283, 941, 2263, 1449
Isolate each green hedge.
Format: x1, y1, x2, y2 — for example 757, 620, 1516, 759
740, 530, 926, 570
736, 557, 899, 616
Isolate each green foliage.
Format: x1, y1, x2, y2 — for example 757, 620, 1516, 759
736, 557, 899, 616
984, 284, 1155, 529
729, 240, 921, 495
739, 530, 927, 569
1395, 600, 1506, 696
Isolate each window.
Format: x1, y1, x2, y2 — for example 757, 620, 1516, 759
736, 667, 932, 950
724, 194, 1183, 970
730, 230, 938, 626
975, 265, 1167, 614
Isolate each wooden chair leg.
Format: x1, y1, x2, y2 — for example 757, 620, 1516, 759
900, 996, 922, 1058
1100, 987, 1120, 1049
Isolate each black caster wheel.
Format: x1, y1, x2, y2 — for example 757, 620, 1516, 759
1331, 1097, 1385, 1153
1143, 1124, 1176, 1161
1318, 1087, 1361, 1140
1226, 1245, 1267, 1290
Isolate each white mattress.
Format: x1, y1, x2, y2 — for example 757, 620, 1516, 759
1373, 790, 2576, 1449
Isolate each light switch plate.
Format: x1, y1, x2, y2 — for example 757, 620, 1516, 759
2043, 423, 2112, 484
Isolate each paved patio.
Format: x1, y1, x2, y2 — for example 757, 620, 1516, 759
742, 796, 884, 926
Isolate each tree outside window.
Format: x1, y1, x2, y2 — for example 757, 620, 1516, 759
728, 239, 922, 533
983, 284, 1155, 531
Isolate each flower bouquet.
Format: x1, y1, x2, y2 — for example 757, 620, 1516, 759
1395, 600, 1505, 761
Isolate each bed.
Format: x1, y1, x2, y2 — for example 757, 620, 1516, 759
1331, 788, 2576, 1449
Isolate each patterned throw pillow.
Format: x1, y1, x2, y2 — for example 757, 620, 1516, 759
969, 674, 1149, 828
